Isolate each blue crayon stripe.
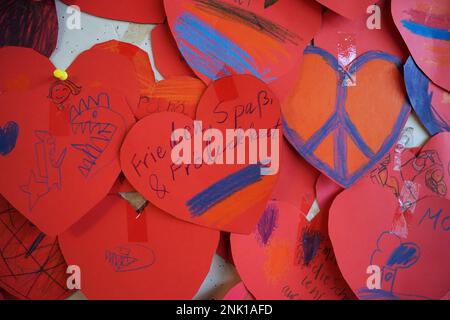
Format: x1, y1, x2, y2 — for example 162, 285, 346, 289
401, 20, 450, 41
174, 12, 266, 80
187, 164, 262, 217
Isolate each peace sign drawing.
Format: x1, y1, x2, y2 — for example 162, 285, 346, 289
282, 46, 411, 188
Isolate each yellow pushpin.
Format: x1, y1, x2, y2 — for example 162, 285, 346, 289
53, 69, 68, 81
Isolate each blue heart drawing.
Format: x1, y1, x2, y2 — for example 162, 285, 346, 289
0, 121, 19, 156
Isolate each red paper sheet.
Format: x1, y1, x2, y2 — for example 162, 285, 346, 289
282, 45, 410, 188
392, 0, 450, 91
314, 0, 409, 62
232, 200, 355, 300
135, 76, 206, 120
216, 232, 233, 264
59, 195, 219, 299
223, 282, 255, 300
151, 23, 196, 78
315, 0, 376, 20
164, 0, 321, 102
0, 196, 71, 300
0, 0, 58, 57
0, 46, 137, 235
61, 0, 165, 24
329, 182, 450, 299
121, 75, 281, 233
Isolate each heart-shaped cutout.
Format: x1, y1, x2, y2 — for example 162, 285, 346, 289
329, 182, 450, 299
0, 46, 137, 235
59, 195, 219, 299
121, 75, 281, 233
232, 200, 355, 300
282, 46, 411, 188
0, 196, 71, 300
366, 131, 450, 236
164, 0, 321, 101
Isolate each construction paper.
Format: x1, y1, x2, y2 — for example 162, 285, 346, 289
404, 57, 450, 135
164, 0, 321, 101
315, 174, 343, 214
282, 46, 411, 188
223, 282, 255, 300
121, 75, 281, 233
329, 182, 450, 299
315, 0, 376, 20
314, 0, 409, 63
0, 196, 71, 300
0, 0, 58, 57
367, 132, 450, 237
151, 23, 196, 78
216, 232, 233, 264
392, 0, 450, 91
270, 139, 319, 215
135, 76, 206, 120
91, 40, 156, 117
0, 47, 136, 235
61, 0, 165, 24
231, 200, 355, 300
59, 195, 219, 299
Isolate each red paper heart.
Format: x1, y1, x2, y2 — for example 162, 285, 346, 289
0, 196, 71, 300
367, 132, 450, 236
282, 46, 411, 188
232, 200, 355, 300
329, 182, 450, 299
164, 0, 321, 102
121, 75, 281, 233
59, 195, 219, 299
0, 46, 137, 235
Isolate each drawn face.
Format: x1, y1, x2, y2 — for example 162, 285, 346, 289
49, 83, 71, 105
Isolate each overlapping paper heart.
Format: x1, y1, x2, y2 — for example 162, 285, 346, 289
121, 75, 281, 233
59, 195, 219, 299
329, 181, 450, 299
164, 0, 321, 102
232, 200, 355, 300
0, 46, 137, 235
282, 46, 411, 188
0, 196, 71, 300
366, 132, 450, 235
